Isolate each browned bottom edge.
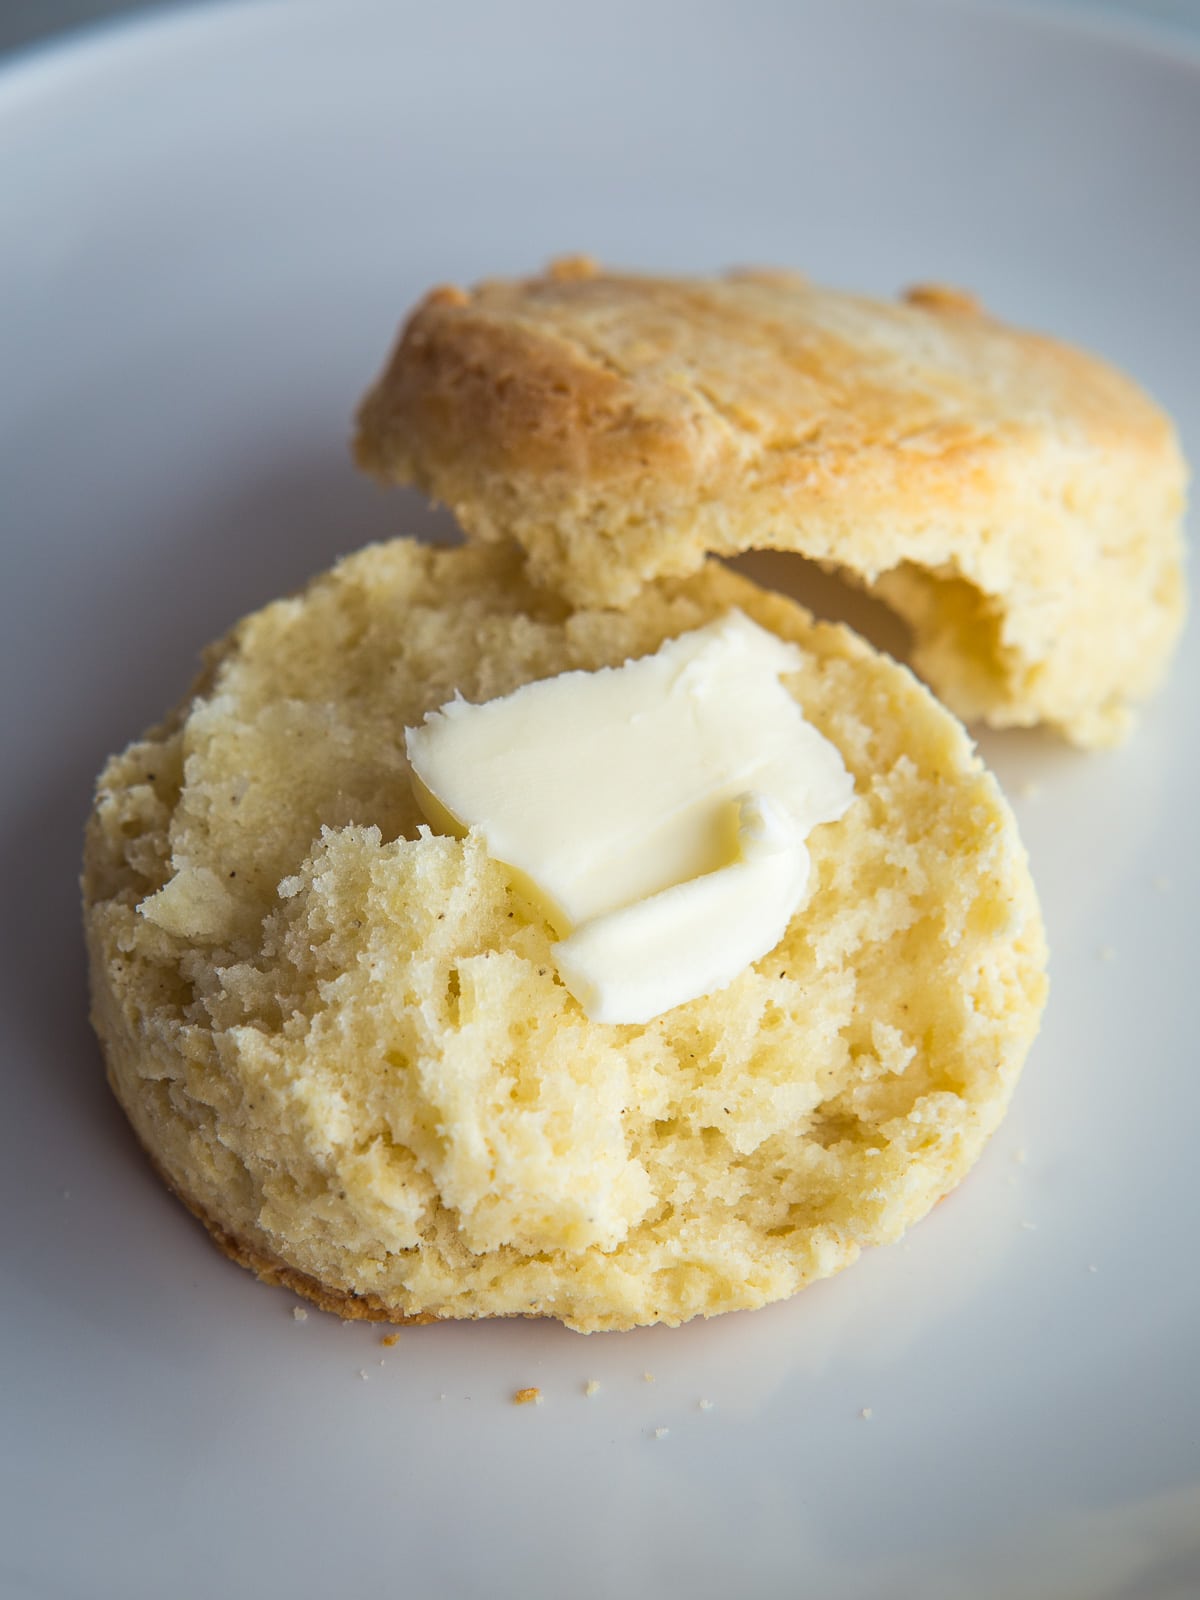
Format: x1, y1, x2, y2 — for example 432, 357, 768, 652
131, 1135, 442, 1325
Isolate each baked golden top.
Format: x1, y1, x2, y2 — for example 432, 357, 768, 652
85, 540, 1046, 1332
356, 260, 1187, 746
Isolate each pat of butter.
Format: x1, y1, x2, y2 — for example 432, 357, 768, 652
405, 610, 854, 1023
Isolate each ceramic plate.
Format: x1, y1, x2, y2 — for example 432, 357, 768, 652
2, 3, 1198, 1595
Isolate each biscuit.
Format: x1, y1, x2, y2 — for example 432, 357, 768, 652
83, 540, 1046, 1332
355, 260, 1187, 747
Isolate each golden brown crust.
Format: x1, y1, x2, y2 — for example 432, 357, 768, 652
355, 263, 1188, 746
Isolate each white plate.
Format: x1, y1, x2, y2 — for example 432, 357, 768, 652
2, 3, 1198, 1596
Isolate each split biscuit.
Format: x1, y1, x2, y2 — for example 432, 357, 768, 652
84, 540, 1046, 1331
356, 260, 1187, 747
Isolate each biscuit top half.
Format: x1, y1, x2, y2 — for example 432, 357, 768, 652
355, 259, 1187, 747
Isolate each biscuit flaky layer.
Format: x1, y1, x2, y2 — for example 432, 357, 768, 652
84, 541, 1046, 1332
356, 260, 1187, 747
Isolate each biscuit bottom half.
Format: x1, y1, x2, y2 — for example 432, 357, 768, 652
83, 541, 1047, 1332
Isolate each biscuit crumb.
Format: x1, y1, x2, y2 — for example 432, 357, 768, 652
547, 253, 600, 281
380, 1332, 401, 1347
513, 1387, 543, 1406
584, 1380, 601, 1398
1017, 780, 1041, 801
642, 1371, 656, 1384
358, 1369, 369, 1381
859, 1407, 874, 1421
653, 1426, 670, 1439
1012, 1146, 1029, 1166
291, 1306, 308, 1322
698, 1398, 714, 1412
902, 282, 983, 315
425, 283, 469, 308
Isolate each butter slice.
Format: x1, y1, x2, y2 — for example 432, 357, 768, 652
405, 610, 854, 1022
553, 794, 811, 1024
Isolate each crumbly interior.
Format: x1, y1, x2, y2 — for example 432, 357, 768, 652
84, 541, 1046, 1331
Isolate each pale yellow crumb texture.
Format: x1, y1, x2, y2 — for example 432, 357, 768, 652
356, 262, 1187, 747
83, 540, 1047, 1333
513, 1387, 543, 1406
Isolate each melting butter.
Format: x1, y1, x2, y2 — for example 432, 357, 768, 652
404, 610, 854, 1023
